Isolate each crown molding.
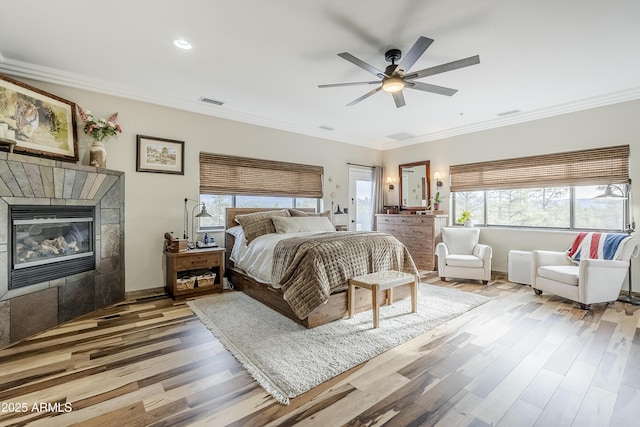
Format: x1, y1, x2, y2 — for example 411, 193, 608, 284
379, 86, 640, 150
0, 58, 365, 147
2, 57, 639, 153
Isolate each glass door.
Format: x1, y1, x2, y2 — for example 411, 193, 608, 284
348, 167, 373, 231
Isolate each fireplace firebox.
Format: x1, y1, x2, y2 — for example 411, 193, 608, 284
10, 205, 96, 289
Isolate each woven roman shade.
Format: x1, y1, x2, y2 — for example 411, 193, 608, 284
199, 153, 324, 198
450, 145, 630, 192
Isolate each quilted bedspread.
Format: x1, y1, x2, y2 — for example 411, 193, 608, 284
272, 231, 419, 319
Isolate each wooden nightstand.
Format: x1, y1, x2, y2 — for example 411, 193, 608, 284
164, 247, 225, 299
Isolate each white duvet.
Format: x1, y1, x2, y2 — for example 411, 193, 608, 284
228, 227, 325, 288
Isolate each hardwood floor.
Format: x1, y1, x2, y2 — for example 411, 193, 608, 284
1, 276, 639, 426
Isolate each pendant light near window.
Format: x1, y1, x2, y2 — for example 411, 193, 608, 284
594, 184, 626, 199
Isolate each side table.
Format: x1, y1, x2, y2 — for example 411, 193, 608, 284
164, 247, 225, 299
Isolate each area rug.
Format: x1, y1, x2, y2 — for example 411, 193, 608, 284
187, 283, 490, 404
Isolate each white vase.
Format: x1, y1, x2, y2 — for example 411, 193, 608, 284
464, 219, 475, 227
89, 140, 107, 168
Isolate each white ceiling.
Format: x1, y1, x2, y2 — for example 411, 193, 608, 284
1, 0, 639, 150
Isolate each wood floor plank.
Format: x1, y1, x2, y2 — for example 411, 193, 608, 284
582, 320, 617, 366
495, 399, 542, 427
610, 383, 640, 427
433, 389, 483, 427
519, 368, 564, 409
69, 401, 147, 427
1, 278, 638, 426
534, 386, 583, 427
572, 385, 617, 427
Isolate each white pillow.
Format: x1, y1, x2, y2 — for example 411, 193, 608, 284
271, 216, 335, 234
225, 225, 244, 238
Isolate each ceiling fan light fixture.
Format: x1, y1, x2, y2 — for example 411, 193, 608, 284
382, 77, 405, 93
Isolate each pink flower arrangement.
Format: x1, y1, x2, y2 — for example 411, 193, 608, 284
77, 106, 122, 142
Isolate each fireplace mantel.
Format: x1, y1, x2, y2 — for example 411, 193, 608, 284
0, 152, 124, 347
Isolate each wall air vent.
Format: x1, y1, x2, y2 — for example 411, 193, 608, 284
199, 97, 224, 106
496, 109, 521, 117
386, 132, 416, 141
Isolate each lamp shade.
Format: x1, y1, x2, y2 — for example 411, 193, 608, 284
594, 184, 626, 199
195, 204, 213, 217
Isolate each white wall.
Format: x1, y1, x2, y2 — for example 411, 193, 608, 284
19, 78, 640, 293
25, 80, 381, 292
383, 99, 640, 290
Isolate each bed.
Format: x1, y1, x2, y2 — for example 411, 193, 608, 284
225, 208, 419, 328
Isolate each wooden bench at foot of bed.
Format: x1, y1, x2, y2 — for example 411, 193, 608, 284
227, 266, 412, 328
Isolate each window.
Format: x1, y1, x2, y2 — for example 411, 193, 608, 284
450, 145, 630, 231
453, 184, 629, 231
198, 195, 321, 230
198, 153, 324, 230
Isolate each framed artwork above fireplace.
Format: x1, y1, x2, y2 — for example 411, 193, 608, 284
0, 74, 79, 162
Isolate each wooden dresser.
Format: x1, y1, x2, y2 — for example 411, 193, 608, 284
375, 213, 448, 271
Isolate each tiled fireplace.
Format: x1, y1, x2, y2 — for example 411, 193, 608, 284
0, 152, 124, 347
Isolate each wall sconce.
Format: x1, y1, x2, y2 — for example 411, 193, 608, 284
434, 171, 443, 189
387, 177, 395, 191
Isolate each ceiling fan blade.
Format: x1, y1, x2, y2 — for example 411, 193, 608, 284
406, 81, 458, 96
318, 81, 380, 88
399, 36, 434, 72
346, 86, 382, 106
338, 52, 388, 78
392, 91, 406, 108
404, 55, 480, 80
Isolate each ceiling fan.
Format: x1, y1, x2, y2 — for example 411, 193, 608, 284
318, 36, 480, 108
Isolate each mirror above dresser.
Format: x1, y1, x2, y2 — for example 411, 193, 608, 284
399, 160, 431, 211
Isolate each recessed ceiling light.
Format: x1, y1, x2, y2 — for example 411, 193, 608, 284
173, 39, 192, 50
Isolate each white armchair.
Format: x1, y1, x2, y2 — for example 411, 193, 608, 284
531, 236, 640, 309
435, 227, 492, 284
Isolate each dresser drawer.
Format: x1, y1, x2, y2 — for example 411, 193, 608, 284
377, 215, 432, 225
175, 254, 218, 271
376, 214, 445, 271
378, 224, 433, 239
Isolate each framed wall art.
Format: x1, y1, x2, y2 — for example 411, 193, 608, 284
0, 74, 78, 162
136, 135, 184, 175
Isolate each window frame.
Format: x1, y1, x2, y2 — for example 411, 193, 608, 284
451, 183, 631, 232
197, 194, 322, 232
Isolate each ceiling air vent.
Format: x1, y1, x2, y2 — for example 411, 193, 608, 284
199, 97, 224, 106
318, 125, 334, 131
386, 132, 416, 141
496, 109, 521, 117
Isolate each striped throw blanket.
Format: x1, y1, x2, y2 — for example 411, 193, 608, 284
566, 232, 630, 262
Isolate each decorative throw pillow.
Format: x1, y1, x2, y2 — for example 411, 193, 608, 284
288, 209, 331, 218
272, 216, 336, 234
235, 209, 290, 243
